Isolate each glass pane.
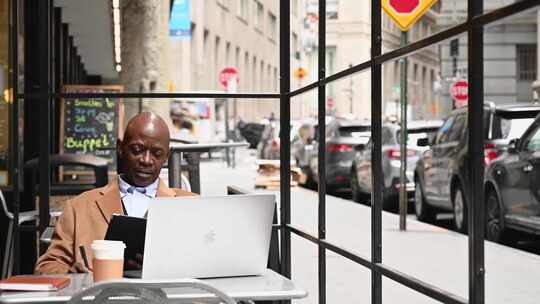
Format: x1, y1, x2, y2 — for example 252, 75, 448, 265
325, 0, 371, 74
380, 33, 469, 300
292, 234, 318, 304
43, 1, 279, 94
290, 90, 318, 234
485, 0, 539, 14
483, 8, 540, 304
291, 0, 319, 91
327, 251, 371, 303
383, 277, 445, 304
481, 8, 539, 104
382, 1, 460, 52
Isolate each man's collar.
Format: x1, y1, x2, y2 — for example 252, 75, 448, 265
95, 176, 176, 224
118, 175, 159, 197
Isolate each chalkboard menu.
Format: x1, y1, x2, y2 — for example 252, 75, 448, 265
60, 85, 124, 174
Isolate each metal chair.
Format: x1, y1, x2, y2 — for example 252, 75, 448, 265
24, 154, 109, 249
0, 189, 39, 279
66, 278, 237, 304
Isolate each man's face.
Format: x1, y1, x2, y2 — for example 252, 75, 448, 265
118, 130, 169, 187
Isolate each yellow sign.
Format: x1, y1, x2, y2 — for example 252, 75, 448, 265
381, 0, 438, 32
294, 67, 307, 80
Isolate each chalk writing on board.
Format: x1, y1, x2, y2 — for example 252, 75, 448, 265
61, 86, 123, 172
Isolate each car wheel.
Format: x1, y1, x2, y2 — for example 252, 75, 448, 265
486, 190, 512, 244
453, 184, 468, 233
351, 166, 369, 203
414, 178, 436, 222
382, 195, 396, 212
305, 168, 316, 190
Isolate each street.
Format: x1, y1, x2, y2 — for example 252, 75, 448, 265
200, 148, 540, 304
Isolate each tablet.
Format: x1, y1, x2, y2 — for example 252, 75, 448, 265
104, 214, 147, 264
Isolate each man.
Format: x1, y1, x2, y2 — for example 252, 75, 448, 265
35, 112, 195, 274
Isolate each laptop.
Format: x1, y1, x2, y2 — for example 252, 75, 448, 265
140, 194, 276, 279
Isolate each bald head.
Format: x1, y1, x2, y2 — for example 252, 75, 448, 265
118, 112, 170, 186
124, 112, 170, 144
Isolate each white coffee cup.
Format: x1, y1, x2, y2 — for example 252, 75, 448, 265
91, 240, 126, 282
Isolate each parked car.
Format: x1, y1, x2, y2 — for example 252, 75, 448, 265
238, 122, 265, 149
414, 102, 540, 232
484, 113, 540, 243
350, 120, 442, 210
306, 118, 371, 191
257, 120, 311, 160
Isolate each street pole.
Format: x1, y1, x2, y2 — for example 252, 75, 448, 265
349, 63, 354, 114
224, 98, 230, 166
399, 30, 408, 231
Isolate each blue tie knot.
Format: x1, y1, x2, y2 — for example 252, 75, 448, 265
127, 186, 147, 195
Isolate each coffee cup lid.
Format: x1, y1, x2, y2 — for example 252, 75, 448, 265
91, 240, 126, 249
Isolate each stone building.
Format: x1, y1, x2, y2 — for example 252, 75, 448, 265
297, 0, 440, 120
169, 0, 302, 122
438, 0, 538, 116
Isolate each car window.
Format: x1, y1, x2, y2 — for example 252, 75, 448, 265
526, 126, 540, 151
338, 126, 371, 137
491, 115, 534, 140
397, 129, 437, 145
435, 116, 455, 144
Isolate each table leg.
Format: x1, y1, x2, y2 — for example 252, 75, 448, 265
186, 152, 200, 194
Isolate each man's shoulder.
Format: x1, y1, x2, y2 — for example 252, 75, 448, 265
64, 185, 107, 208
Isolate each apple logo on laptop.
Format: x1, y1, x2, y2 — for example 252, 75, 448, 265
204, 230, 216, 244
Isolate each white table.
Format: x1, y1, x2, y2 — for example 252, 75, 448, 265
0, 269, 307, 303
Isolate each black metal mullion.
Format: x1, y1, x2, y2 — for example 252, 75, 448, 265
279, 0, 291, 291
371, 0, 383, 303
468, 0, 485, 303
18, 92, 281, 99
317, 0, 326, 304
9, 0, 20, 275
38, 0, 51, 234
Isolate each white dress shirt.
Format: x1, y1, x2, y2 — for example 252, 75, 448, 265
118, 175, 159, 218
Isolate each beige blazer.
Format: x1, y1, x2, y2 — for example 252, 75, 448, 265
34, 177, 196, 274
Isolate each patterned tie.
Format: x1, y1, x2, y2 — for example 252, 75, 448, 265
127, 186, 147, 195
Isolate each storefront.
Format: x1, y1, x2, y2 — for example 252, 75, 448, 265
0, 0, 119, 273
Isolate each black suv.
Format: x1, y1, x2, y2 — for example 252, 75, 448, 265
414, 103, 540, 232
484, 113, 540, 243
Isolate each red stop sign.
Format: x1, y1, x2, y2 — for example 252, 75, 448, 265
327, 96, 334, 108
389, 0, 420, 13
450, 80, 468, 107
219, 67, 239, 90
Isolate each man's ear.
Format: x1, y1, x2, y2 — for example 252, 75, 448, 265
164, 148, 171, 162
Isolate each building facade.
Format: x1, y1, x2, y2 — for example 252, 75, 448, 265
168, 0, 302, 122
297, 0, 439, 121
438, 0, 538, 116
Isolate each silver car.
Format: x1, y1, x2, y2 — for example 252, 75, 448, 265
350, 120, 442, 210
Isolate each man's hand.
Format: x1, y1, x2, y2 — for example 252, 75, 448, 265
69, 262, 92, 273
125, 253, 144, 270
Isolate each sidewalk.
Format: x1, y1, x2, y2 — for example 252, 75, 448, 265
199, 148, 540, 303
